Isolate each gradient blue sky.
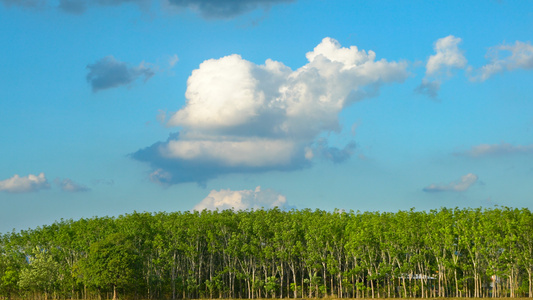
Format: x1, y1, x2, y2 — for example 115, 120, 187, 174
1, 0, 532, 233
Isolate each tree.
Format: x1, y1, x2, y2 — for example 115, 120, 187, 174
80, 232, 140, 300
0, 235, 24, 299
18, 246, 60, 299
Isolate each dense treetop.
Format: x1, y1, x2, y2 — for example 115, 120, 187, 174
1, 207, 533, 300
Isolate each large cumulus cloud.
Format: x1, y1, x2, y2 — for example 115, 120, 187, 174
133, 37, 409, 185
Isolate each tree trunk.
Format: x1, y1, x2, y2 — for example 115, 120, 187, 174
527, 268, 533, 298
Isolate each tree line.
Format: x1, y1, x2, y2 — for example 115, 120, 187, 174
1, 207, 533, 300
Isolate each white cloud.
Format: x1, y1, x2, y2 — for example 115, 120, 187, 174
0, 173, 50, 193
161, 138, 297, 167
55, 178, 90, 192
168, 54, 179, 68
473, 41, 533, 81
134, 37, 408, 184
423, 173, 478, 193
169, 37, 408, 137
149, 168, 172, 184
168, 54, 283, 130
457, 142, 533, 157
426, 35, 467, 76
193, 186, 289, 211
416, 35, 466, 99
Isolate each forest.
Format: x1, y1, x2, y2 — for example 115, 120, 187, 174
1, 207, 533, 300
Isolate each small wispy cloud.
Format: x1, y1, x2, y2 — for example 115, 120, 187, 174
165, 0, 295, 19
57, 0, 87, 14
149, 168, 173, 185
313, 139, 356, 164
0, 173, 50, 193
0, 0, 46, 9
2, 0, 296, 19
416, 35, 467, 99
86, 56, 155, 92
1, 0, 150, 14
168, 54, 179, 68
455, 142, 533, 157
425, 35, 467, 76
423, 173, 478, 193
92, 179, 115, 185
55, 178, 90, 192
414, 79, 440, 99
471, 41, 533, 81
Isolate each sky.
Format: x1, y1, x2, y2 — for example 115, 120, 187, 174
1, 0, 533, 233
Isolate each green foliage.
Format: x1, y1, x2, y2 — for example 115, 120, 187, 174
81, 233, 140, 293
18, 247, 60, 296
0, 207, 533, 299
0, 253, 20, 298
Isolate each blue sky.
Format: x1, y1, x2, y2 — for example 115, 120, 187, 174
1, 0, 532, 233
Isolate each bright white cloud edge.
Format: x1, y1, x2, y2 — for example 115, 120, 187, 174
161, 38, 405, 167
423, 173, 478, 193
193, 186, 289, 211
0, 173, 50, 193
